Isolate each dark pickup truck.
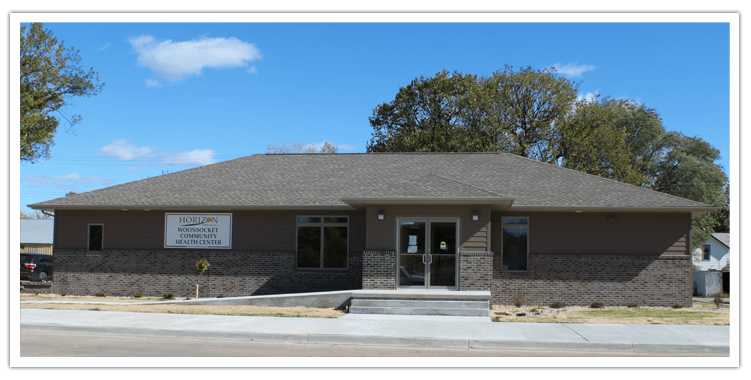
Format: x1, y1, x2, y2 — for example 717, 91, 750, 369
20, 253, 53, 282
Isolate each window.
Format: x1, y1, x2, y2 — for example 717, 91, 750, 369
88, 224, 103, 251
296, 216, 348, 269
703, 244, 711, 261
501, 217, 528, 271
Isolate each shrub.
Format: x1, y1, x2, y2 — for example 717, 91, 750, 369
162, 293, 174, 300
512, 294, 527, 307
133, 292, 144, 298
671, 304, 683, 309
626, 303, 639, 308
589, 302, 604, 309
549, 302, 565, 309
95, 292, 106, 297
713, 294, 723, 308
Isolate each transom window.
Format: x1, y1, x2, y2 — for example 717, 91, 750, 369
296, 216, 348, 269
501, 216, 528, 271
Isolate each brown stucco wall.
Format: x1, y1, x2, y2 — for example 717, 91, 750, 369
54, 209, 366, 252
364, 205, 491, 252
490, 212, 690, 256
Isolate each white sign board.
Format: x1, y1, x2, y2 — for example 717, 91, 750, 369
164, 213, 232, 249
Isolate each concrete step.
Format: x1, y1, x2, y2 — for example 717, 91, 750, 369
351, 298, 488, 309
354, 290, 490, 301
349, 305, 489, 317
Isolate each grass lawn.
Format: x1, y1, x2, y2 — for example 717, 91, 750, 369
492, 302, 728, 325
21, 302, 344, 318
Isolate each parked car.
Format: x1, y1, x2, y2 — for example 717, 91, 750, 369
20, 253, 53, 282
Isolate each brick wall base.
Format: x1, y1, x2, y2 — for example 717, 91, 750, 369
459, 251, 493, 291
492, 253, 692, 307
52, 249, 362, 298
362, 249, 396, 289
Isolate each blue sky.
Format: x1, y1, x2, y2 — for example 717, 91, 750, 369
21, 23, 729, 211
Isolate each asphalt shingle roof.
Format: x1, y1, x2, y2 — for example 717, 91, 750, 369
712, 233, 730, 247
29, 153, 710, 211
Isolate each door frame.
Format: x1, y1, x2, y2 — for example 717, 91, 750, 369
395, 217, 460, 289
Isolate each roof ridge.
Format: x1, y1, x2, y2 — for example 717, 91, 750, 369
428, 172, 504, 197
262, 152, 502, 156
496, 151, 710, 207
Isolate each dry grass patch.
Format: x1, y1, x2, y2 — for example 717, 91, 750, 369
21, 293, 164, 303
492, 302, 728, 325
21, 302, 343, 318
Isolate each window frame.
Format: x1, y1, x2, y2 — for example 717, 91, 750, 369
702, 244, 712, 261
500, 216, 529, 272
87, 223, 104, 251
295, 215, 349, 270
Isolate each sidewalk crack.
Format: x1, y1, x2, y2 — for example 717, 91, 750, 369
563, 325, 590, 343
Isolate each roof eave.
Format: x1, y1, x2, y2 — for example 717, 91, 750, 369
27, 204, 357, 211
508, 206, 718, 214
341, 197, 514, 208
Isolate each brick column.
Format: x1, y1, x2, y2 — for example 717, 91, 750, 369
362, 249, 396, 289
459, 250, 493, 291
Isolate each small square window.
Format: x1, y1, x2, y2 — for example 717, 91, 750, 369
702, 244, 711, 261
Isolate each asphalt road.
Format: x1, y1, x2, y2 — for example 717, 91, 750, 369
21, 326, 714, 357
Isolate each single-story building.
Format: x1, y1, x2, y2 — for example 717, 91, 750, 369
20, 219, 54, 255
29, 153, 711, 307
692, 232, 730, 296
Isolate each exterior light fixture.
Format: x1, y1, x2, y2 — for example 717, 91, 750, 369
377, 210, 385, 221
471, 210, 479, 222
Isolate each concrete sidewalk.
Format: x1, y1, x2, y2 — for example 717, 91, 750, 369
21, 309, 729, 355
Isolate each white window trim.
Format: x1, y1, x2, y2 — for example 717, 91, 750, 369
500, 216, 529, 272
295, 215, 349, 270
87, 223, 104, 251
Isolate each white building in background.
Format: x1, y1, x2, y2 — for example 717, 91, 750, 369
692, 232, 729, 297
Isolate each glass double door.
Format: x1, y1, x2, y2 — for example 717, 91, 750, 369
398, 218, 458, 288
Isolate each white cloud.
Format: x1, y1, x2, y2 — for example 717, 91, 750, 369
24, 172, 111, 187
144, 78, 161, 88
163, 149, 216, 166
550, 63, 596, 78
129, 35, 262, 81
99, 139, 154, 160
577, 91, 599, 103
266, 141, 355, 154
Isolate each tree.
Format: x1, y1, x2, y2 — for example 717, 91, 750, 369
21, 23, 103, 162
266, 140, 339, 154
482, 66, 577, 162
558, 99, 645, 185
21, 210, 52, 219
368, 71, 484, 152
367, 67, 577, 159
317, 141, 337, 153
652, 133, 728, 246
367, 68, 729, 248
194, 258, 210, 299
